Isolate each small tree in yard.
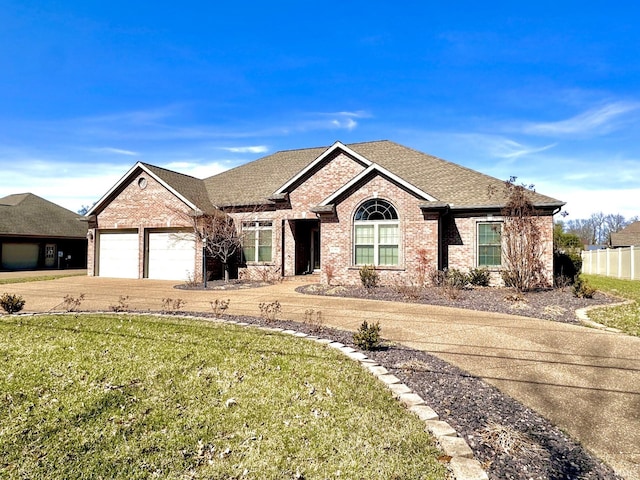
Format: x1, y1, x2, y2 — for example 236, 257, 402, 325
194, 211, 240, 283
497, 177, 547, 292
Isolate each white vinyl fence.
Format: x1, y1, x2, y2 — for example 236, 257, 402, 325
581, 247, 640, 280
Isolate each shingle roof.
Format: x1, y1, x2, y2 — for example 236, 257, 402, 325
203, 146, 327, 207
141, 163, 215, 213
203, 140, 563, 209
0, 193, 87, 238
610, 221, 640, 247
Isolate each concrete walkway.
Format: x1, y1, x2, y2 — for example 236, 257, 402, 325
3, 275, 640, 478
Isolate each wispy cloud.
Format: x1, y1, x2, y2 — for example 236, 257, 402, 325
523, 101, 640, 136
450, 133, 557, 160
302, 110, 371, 132
221, 145, 269, 154
92, 147, 139, 156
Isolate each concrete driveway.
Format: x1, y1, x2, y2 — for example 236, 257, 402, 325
3, 275, 640, 478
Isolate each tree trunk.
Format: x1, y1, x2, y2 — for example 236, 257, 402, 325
223, 263, 230, 283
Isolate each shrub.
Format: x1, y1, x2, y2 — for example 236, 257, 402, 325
391, 276, 422, 300
210, 299, 230, 318
161, 298, 185, 311
446, 268, 469, 289
324, 263, 335, 286
353, 321, 381, 351
501, 269, 518, 289
415, 248, 431, 287
62, 294, 85, 312
429, 269, 446, 286
259, 301, 281, 322
572, 276, 596, 299
109, 295, 130, 312
359, 265, 379, 289
0, 293, 25, 314
303, 309, 324, 332
468, 267, 490, 287
554, 251, 582, 283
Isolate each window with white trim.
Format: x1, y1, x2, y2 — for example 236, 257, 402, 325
242, 221, 273, 263
477, 222, 502, 267
353, 199, 399, 266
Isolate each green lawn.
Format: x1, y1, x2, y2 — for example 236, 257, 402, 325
583, 274, 640, 337
0, 314, 446, 479
0, 272, 85, 285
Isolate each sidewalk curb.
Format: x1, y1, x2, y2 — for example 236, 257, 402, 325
575, 301, 632, 334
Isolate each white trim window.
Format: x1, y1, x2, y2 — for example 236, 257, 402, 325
353, 199, 399, 266
477, 222, 502, 267
242, 221, 273, 263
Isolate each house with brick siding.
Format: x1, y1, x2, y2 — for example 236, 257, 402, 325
86, 140, 564, 284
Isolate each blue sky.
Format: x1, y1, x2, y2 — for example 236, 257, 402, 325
1, 1, 639, 220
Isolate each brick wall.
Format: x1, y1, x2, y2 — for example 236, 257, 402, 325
443, 212, 555, 287
89, 172, 203, 280
322, 173, 440, 286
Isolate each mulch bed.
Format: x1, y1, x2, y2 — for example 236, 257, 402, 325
296, 283, 619, 324
170, 282, 623, 478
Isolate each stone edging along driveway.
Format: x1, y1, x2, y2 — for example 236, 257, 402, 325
18, 311, 488, 480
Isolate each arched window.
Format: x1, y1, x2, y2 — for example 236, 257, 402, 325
353, 199, 399, 266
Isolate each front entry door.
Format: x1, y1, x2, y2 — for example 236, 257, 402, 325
44, 244, 56, 268
294, 220, 320, 275
311, 227, 320, 271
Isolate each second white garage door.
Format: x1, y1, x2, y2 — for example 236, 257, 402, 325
147, 230, 196, 281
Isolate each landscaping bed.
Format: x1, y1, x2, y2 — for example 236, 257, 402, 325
296, 283, 618, 324
214, 312, 623, 480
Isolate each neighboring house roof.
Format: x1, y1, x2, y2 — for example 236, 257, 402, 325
610, 221, 640, 247
0, 193, 87, 238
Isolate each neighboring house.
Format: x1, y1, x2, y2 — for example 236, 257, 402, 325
0, 193, 88, 270
609, 221, 640, 247
86, 140, 564, 284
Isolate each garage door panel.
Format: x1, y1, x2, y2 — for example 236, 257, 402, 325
147, 231, 195, 281
98, 231, 139, 278
1, 243, 39, 270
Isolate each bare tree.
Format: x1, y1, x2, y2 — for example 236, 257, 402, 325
563, 212, 638, 246
498, 178, 547, 292
192, 211, 240, 283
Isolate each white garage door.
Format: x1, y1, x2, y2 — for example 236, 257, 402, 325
97, 231, 139, 278
147, 230, 196, 281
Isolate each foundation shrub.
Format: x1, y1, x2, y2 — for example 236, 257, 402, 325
468, 267, 491, 287
572, 275, 596, 299
391, 276, 422, 300
445, 268, 469, 289
324, 263, 335, 286
554, 251, 582, 284
359, 265, 379, 289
